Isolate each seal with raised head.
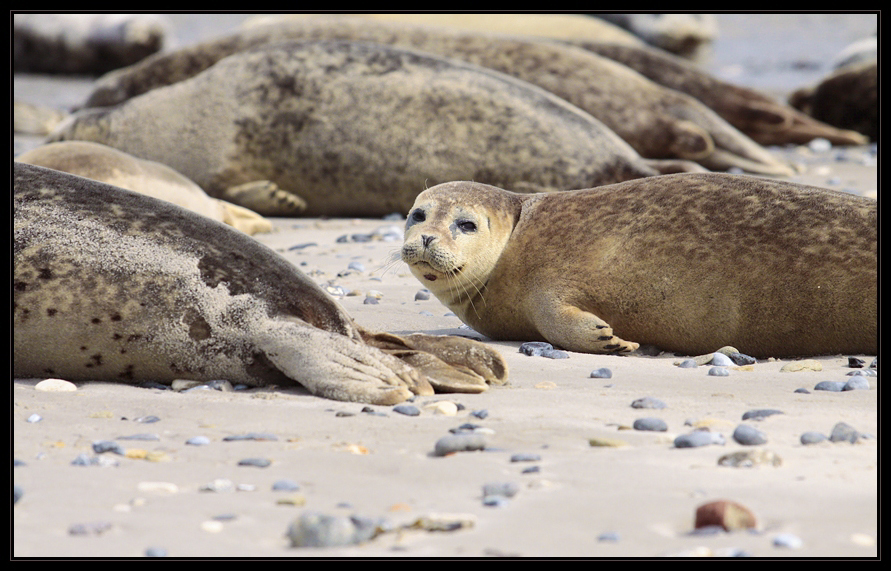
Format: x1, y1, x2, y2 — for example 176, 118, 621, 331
51, 40, 691, 217
16, 141, 273, 235
400, 174, 876, 358
14, 163, 507, 405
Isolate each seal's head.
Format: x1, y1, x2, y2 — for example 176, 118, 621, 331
400, 182, 524, 310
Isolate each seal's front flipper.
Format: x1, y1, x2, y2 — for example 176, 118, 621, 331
532, 302, 639, 355
360, 329, 509, 392
222, 180, 307, 216
256, 321, 433, 405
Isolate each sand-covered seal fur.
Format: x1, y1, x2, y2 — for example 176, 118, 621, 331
14, 163, 507, 404
51, 40, 686, 217
401, 174, 876, 358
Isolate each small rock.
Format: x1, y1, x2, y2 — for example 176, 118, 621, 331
117, 433, 160, 441
200, 479, 235, 493
287, 512, 380, 548
814, 381, 846, 392
519, 341, 553, 356
808, 137, 832, 152
677, 359, 698, 368
847, 357, 865, 368
694, 500, 756, 531
718, 449, 782, 468
134, 415, 161, 423
145, 547, 168, 557
409, 513, 476, 532
800, 431, 827, 445
674, 431, 725, 448
780, 360, 822, 372
631, 397, 666, 409
597, 531, 621, 542
710, 353, 734, 367
424, 401, 458, 416
482, 482, 519, 499
741, 409, 783, 421
92, 440, 125, 455
829, 422, 860, 443
708, 367, 729, 376
185, 436, 210, 446
842, 377, 870, 391
773, 533, 803, 549
414, 289, 431, 301
393, 404, 421, 416
35, 378, 77, 392
534, 381, 557, 389
732, 424, 767, 445
223, 432, 278, 441
238, 457, 271, 468
469, 409, 489, 420
26, 414, 41, 423
14, 485, 23, 504
588, 436, 629, 448
728, 352, 756, 366
589, 368, 612, 379
482, 496, 510, 507
136, 481, 178, 494
272, 479, 301, 492
433, 433, 487, 456
632, 418, 668, 432
540, 349, 569, 359
794, 387, 811, 394
510, 453, 541, 462
69, 521, 113, 536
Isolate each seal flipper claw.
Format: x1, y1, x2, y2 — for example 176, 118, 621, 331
534, 303, 639, 355
222, 180, 307, 216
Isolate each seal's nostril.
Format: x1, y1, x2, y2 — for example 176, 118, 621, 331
421, 235, 435, 248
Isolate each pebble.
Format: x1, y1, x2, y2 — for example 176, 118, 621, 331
414, 289, 431, 301
519, 341, 553, 356
272, 479, 301, 492
800, 431, 827, 445
847, 357, 865, 368
408, 513, 476, 532
424, 401, 458, 416
117, 433, 159, 441
510, 453, 541, 463
793, 387, 811, 394
732, 424, 767, 445
145, 547, 168, 557
632, 418, 668, 432
347, 261, 366, 272
433, 433, 487, 456
710, 353, 734, 367
134, 415, 161, 423
588, 437, 628, 448
728, 352, 756, 366
808, 137, 832, 152
780, 359, 822, 372
482, 496, 510, 507
137, 481, 178, 494
186, 436, 210, 446
677, 358, 698, 368
540, 349, 569, 359
674, 431, 725, 448
631, 397, 666, 409
362, 297, 379, 305
842, 377, 870, 391
773, 533, 804, 549
419, 310, 434, 317
69, 521, 112, 536
393, 404, 421, 416
276, 493, 307, 506
521, 466, 540, 474
35, 378, 77, 392
814, 381, 846, 392
470, 409, 489, 420
534, 381, 557, 389
483, 482, 519, 498
597, 531, 621, 542
829, 422, 860, 443
694, 500, 757, 531
71, 453, 118, 467
223, 432, 278, 441
26, 413, 41, 423
708, 367, 729, 376
288, 242, 317, 250
589, 368, 612, 379
92, 440, 125, 455
718, 449, 782, 468
200, 479, 235, 493
238, 457, 271, 468
741, 409, 783, 421
287, 513, 383, 548
14, 485, 23, 504
847, 369, 876, 376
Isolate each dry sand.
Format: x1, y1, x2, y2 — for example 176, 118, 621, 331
13, 13, 877, 559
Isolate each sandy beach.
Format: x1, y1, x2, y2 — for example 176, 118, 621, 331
13, 13, 877, 558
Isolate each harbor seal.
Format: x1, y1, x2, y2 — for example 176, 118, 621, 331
14, 163, 507, 404
50, 40, 688, 217
789, 60, 877, 143
16, 141, 273, 235
79, 15, 792, 176
13, 13, 167, 74
400, 174, 876, 358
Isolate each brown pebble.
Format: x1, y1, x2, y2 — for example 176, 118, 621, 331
694, 500, 757, 531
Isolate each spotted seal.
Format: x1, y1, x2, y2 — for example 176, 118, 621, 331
16, 141, 273, 235
50, 40, 696, 217
79, 15, 791, 176
14, 162, 508, 404
400, 174, 876, 357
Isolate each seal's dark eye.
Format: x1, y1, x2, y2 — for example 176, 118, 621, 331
409, 210, 426, 223
457, 220, 477, 233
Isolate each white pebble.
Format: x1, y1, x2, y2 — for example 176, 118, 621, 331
35, 378, 77, 392
136, 482, 179, 494
424, 401, 458, 416
773, 533, 803, 549
26, 413, 42, 423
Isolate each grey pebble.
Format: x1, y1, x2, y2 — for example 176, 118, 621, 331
482, 495, 510, 507
272, 479, 301, 492
335, 411, 355, 417
677, 359, 698, 368
829, 422, 860, 443
519, 341, 553, 356
91, 440, 124, 455
800, 431, 826, 445
540, 349, 569, 359
414, 289, 431, 301
728, 352, 756, 366
847, 357, 865, 368
238, 458, 271, 468
741, 409, 783, 421
200, 479, 235, 493
26, 413, 42, 423
14, 485, 23, 504
814, 381, 846, 392
223, 432, 278, 441
521, 466, 540, 474
710, 352, 734, 367
842, 377, 871, 391
794, 387, 811, 394
134, 415, 161, 423
186, 436, 210, 446
674, 431, 725, 448
433, 433, 487, 456
589, 368, 612, 379
287, 242, 317, 251
69, 521, 112, 536
597, 531, 621, 542
631, 397, 666, 409
483, 482, 519, 498
808, 137, 832, 152
633, 418, 668, 432
362, 297, 379, 305
393, 404, 421, 416
145, 547, 168, 557
470, 409, 489, 420
510, 453, 541, 462
773, 533, 804, 549
847, 369, 876, 376
732, 424, 767, 445
419, 310, 434, 317
347, 261, 366, 272
117, 433, 159, 441
287, 512, 382, 548
708, 366, 729, 376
